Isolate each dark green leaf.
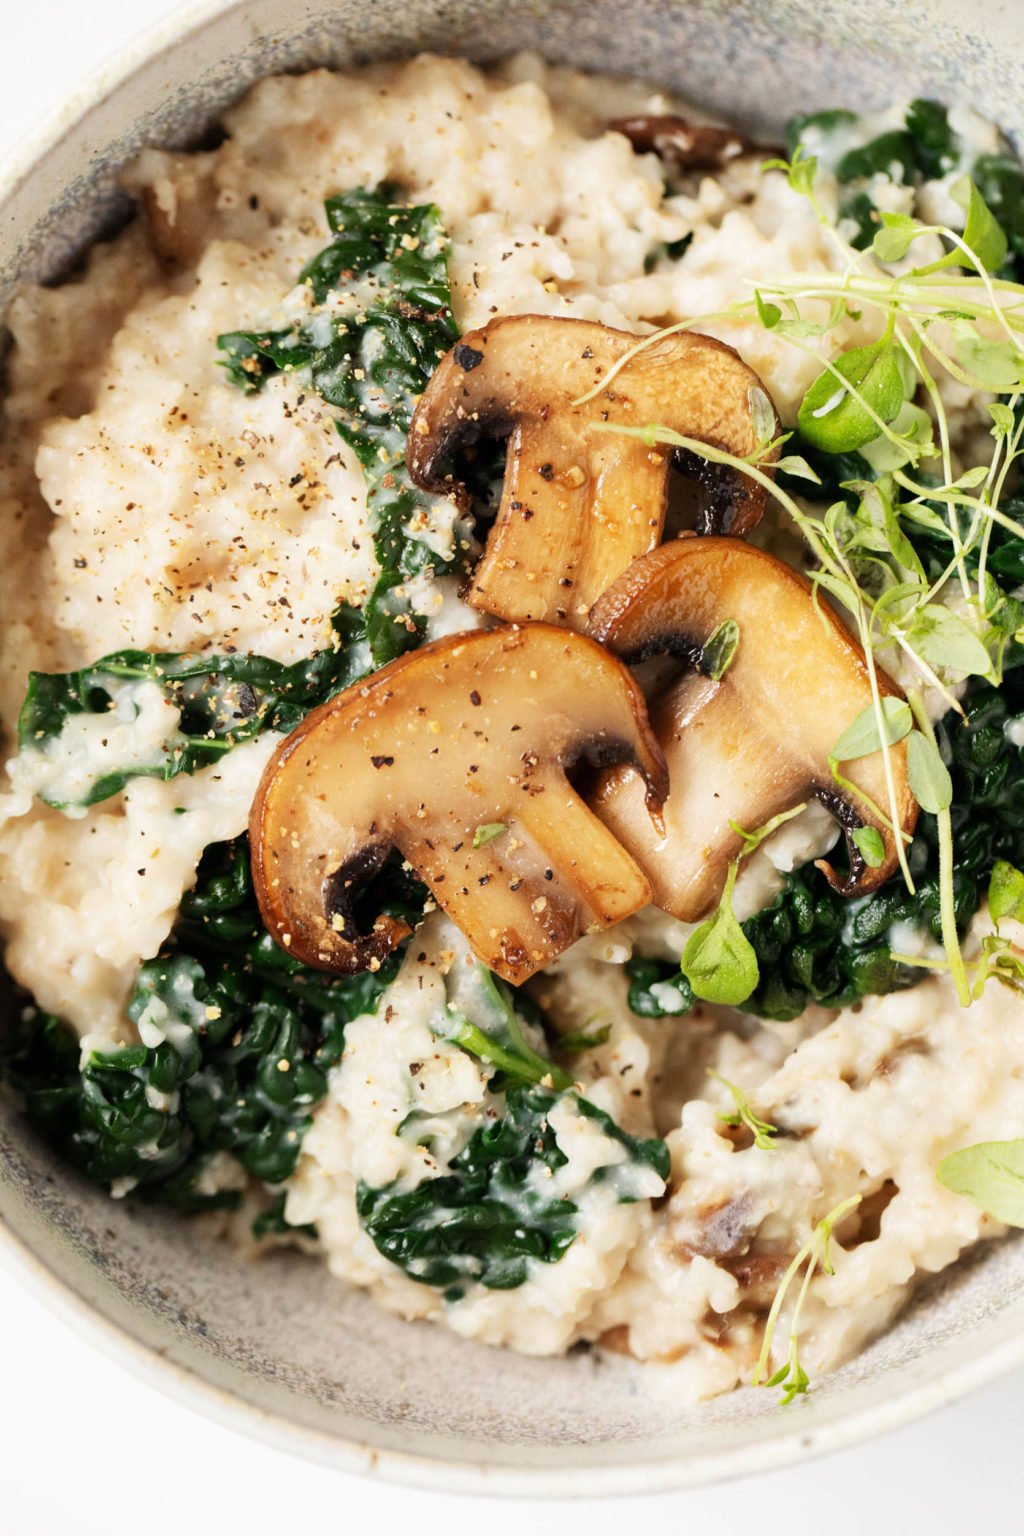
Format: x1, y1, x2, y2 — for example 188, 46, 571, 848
625, 957, 693, 1018
357, 1082, 668, 1293
904, 100, 957, 178
17, 613, 369, 809
836, 129, 918, 184
2, 837, 409, 1205
785, 109, 857, 160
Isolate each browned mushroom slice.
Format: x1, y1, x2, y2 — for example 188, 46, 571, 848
587, 538, 918, 921
250, 624, 668, 985
611, 114, 757, 171
407, 314, 778, 631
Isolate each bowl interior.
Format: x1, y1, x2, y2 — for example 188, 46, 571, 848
2, 0, 1024, 1493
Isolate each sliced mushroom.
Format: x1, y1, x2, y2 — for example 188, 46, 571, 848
587, 538, 918, 921
407, 314, 778, 630
611, 115, 758, 172
250, 624, 668, 985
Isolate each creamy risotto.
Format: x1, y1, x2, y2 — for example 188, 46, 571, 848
3, 53, 1024, 1404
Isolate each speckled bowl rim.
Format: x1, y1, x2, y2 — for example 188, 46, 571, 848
2, 0, 1024, 1496
6, 1203, 1024, 1496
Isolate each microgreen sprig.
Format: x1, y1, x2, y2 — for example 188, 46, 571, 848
595, 167, 1024, 1009
680, 803, 808, 1007
709, 1070, 778, 1150
754, 1193, 862, 1404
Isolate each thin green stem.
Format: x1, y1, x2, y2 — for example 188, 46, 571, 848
907, 691, 971, 1006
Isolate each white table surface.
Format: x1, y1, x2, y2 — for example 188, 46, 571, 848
1, 4, 1021, 1530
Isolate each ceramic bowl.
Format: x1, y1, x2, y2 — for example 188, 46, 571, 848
2, 0, 1024, 1495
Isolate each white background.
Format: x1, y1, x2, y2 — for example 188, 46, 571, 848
1, 3, 1021, 1530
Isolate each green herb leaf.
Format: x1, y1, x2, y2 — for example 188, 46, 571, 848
729, 802, 808, 860
797, 340, 909, 454
990, 402, 1016, 437
743, 671, 1024, 1021
681, 863, 759, 1006
914, 176, 1008, 276
702, 618, 741, 680
906, 728, 954, 812
763, 149, 818, 199
937, 1140, 1024, 1226
989, 860, 1024, 925
472, 822, 507, 849
852, 825, 886, 868
774, 454, 822, 484
767, 297, 848, 342
908, 603, 993, 679
831, 697, 913, 762
754, 1193, 862, 1403
748, 385, 776, 447
858, 400, 934, 472
765, 1352, 811, 1407
872, 212, 921, 265
949, 319, 1024, 391
756, 290, 782, 329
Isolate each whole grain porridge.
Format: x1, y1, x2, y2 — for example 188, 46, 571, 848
3, 53, 1024, 1403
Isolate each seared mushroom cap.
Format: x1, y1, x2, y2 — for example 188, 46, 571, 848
250, 624, 668, 985
587, 537, 918, 921
407, 314, 778, 630
611, 115, 758, 171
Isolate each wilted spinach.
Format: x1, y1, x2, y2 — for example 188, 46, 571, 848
3, 838, 410, 1211
17, 607, 369, 809
219, 185, 473, 669
358, 1082, 669, 1297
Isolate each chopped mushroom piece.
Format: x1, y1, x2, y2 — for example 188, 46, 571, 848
250, 624, 667, 985
587, 537, 918, 921
407, 314, 778, 630
611, 114, 760, 171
